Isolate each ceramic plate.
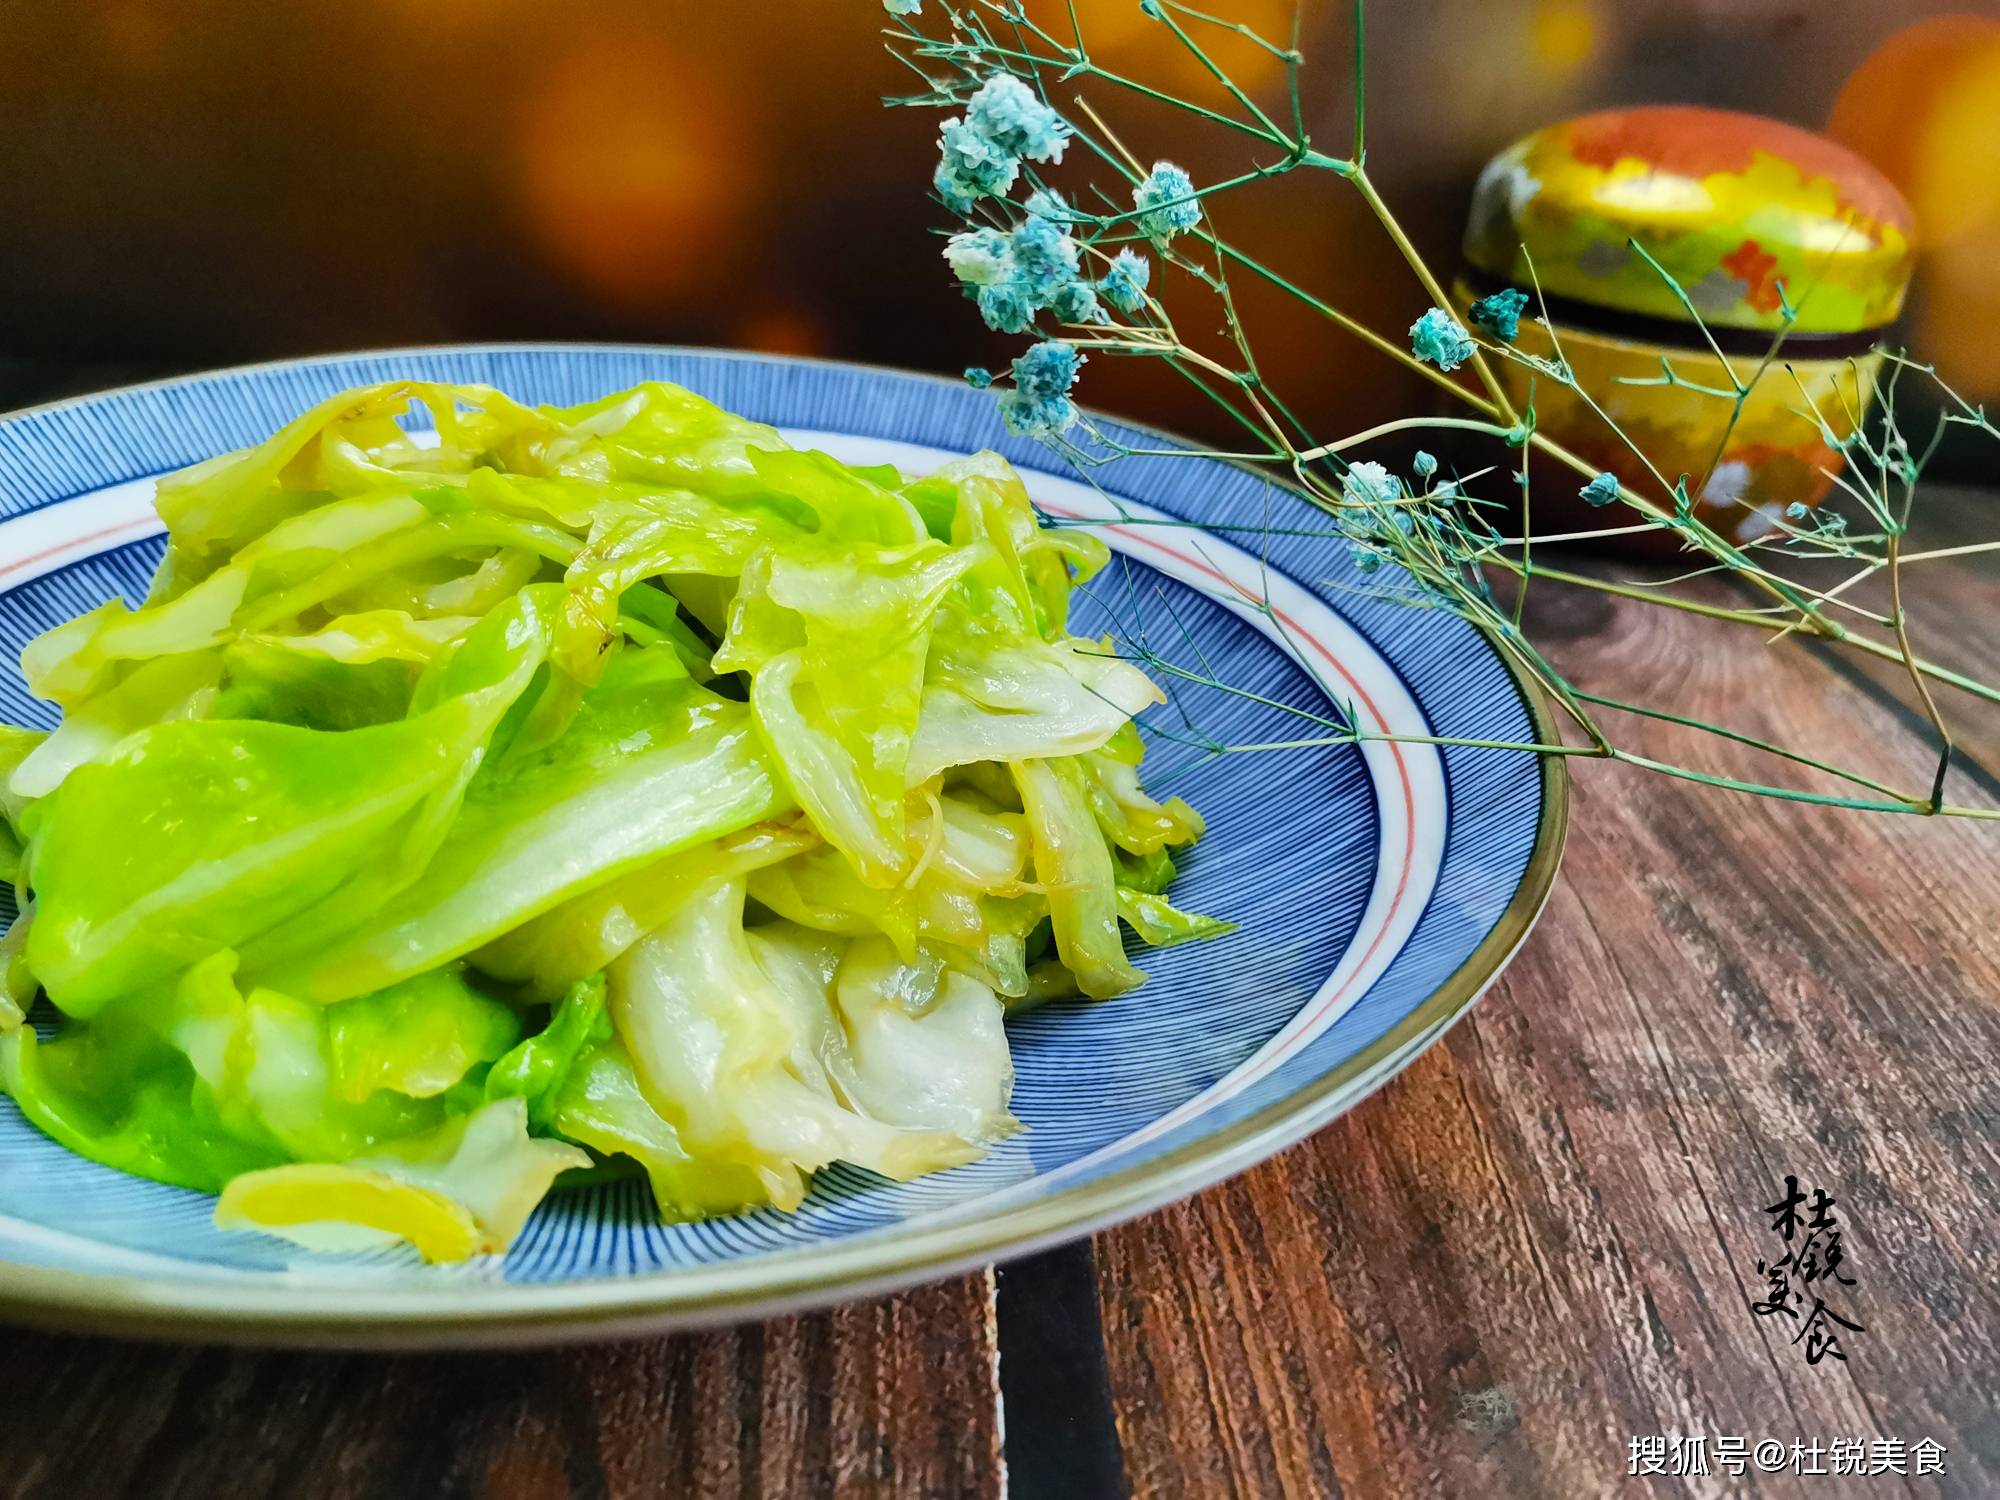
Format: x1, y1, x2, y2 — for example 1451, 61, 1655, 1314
0, 346, 1565, 1345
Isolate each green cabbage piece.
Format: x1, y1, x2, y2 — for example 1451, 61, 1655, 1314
164, 951, 450, 1163
1012, 757, 1146, 999
0, 908, 34, 1033
1116, 890, 1239, 948
213, 1097, 590, 1259
0, 377, 1231, 1259
0, 726, 43, 889
261, 644, 789, 1004
476, 821, 815, 1003
328, 966, 522, 1104
22, 587, 557, 1014
608, 879, 990, 1211
545, 1035, 768, 1220
483, 973, 612, 1131
715, 542, 976, 887
0, 1020, 286, 1191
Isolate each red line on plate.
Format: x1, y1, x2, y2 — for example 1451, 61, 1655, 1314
0, 515, 159, 583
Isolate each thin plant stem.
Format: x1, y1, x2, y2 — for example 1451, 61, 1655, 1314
1349, 168, 1518, 421
1903, 540, 2000, 565
1574, 691, 1921, 804
1886, 532, 1954, 809
1295, 416, 1514, 460
885, 0, 2000, 819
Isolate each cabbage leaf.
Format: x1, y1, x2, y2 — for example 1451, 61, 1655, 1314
0, 378, 1231, 1260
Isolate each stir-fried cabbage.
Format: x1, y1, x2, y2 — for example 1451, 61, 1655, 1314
0, 380, 1232, 1261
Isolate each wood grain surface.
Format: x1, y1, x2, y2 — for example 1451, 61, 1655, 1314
1094, 495, 2000, 1500
2, 498, 1994, 1500
0, 1274, 1004, 1500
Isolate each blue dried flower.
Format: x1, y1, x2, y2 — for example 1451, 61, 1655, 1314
942, 227, 1012, 287
999, 341, 1085, 438
964, 366, 993, 389
1134, 162, 1202, 241
1784, 501, 1809, 520
1412, 450, 1438, 479
1410, 308, 1475, 371
1009, 214, 1081, 301
1098, 249, 1151, 314
1351, 546, 1382, 573
1024, 188, 1076, 223
1468, 288, 1530, 342
999, 388, 1079, 436
1050, 279, 1104, 324
1012, 339, 1084, 400
1343, 461, 1401, 505
965, 75, 1069, 164
935, 117, 1019, 212
883, 0, 921, 14
975, 283, 1036, 334
932, 162, 975, 217
1579, 471, 1620, 507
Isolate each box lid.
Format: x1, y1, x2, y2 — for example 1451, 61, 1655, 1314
1463, 106, 1915, 337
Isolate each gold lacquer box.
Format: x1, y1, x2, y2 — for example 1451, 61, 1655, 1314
1454, 106, 1916, 542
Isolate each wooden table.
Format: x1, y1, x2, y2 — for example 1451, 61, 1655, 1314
3, 493, 1995, 1500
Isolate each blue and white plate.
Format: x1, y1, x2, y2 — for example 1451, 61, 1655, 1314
0, 347, 1565, 1345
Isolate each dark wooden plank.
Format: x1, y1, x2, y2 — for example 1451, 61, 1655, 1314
0, 1272, 1004, 1500
1095, 533, 2000, 1498
995, 1244, 1128, 1499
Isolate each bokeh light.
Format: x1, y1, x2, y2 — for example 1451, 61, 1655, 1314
93, 0, 170, 76
1531, 0, 1599, 76
1828, 14, 2000, 395
518, 36, 757, 310
736, 305, 827, 359
0, 1, 1987, 454
1829, 14, 2000, 248
1075, 0, 1295, 100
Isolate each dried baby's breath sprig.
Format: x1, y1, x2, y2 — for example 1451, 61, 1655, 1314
880, 0, 2000, 818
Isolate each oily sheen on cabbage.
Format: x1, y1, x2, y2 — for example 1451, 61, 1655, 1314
0, 380, 1229, 1261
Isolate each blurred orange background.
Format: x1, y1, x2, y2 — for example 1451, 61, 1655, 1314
0, 0, 1993, 455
